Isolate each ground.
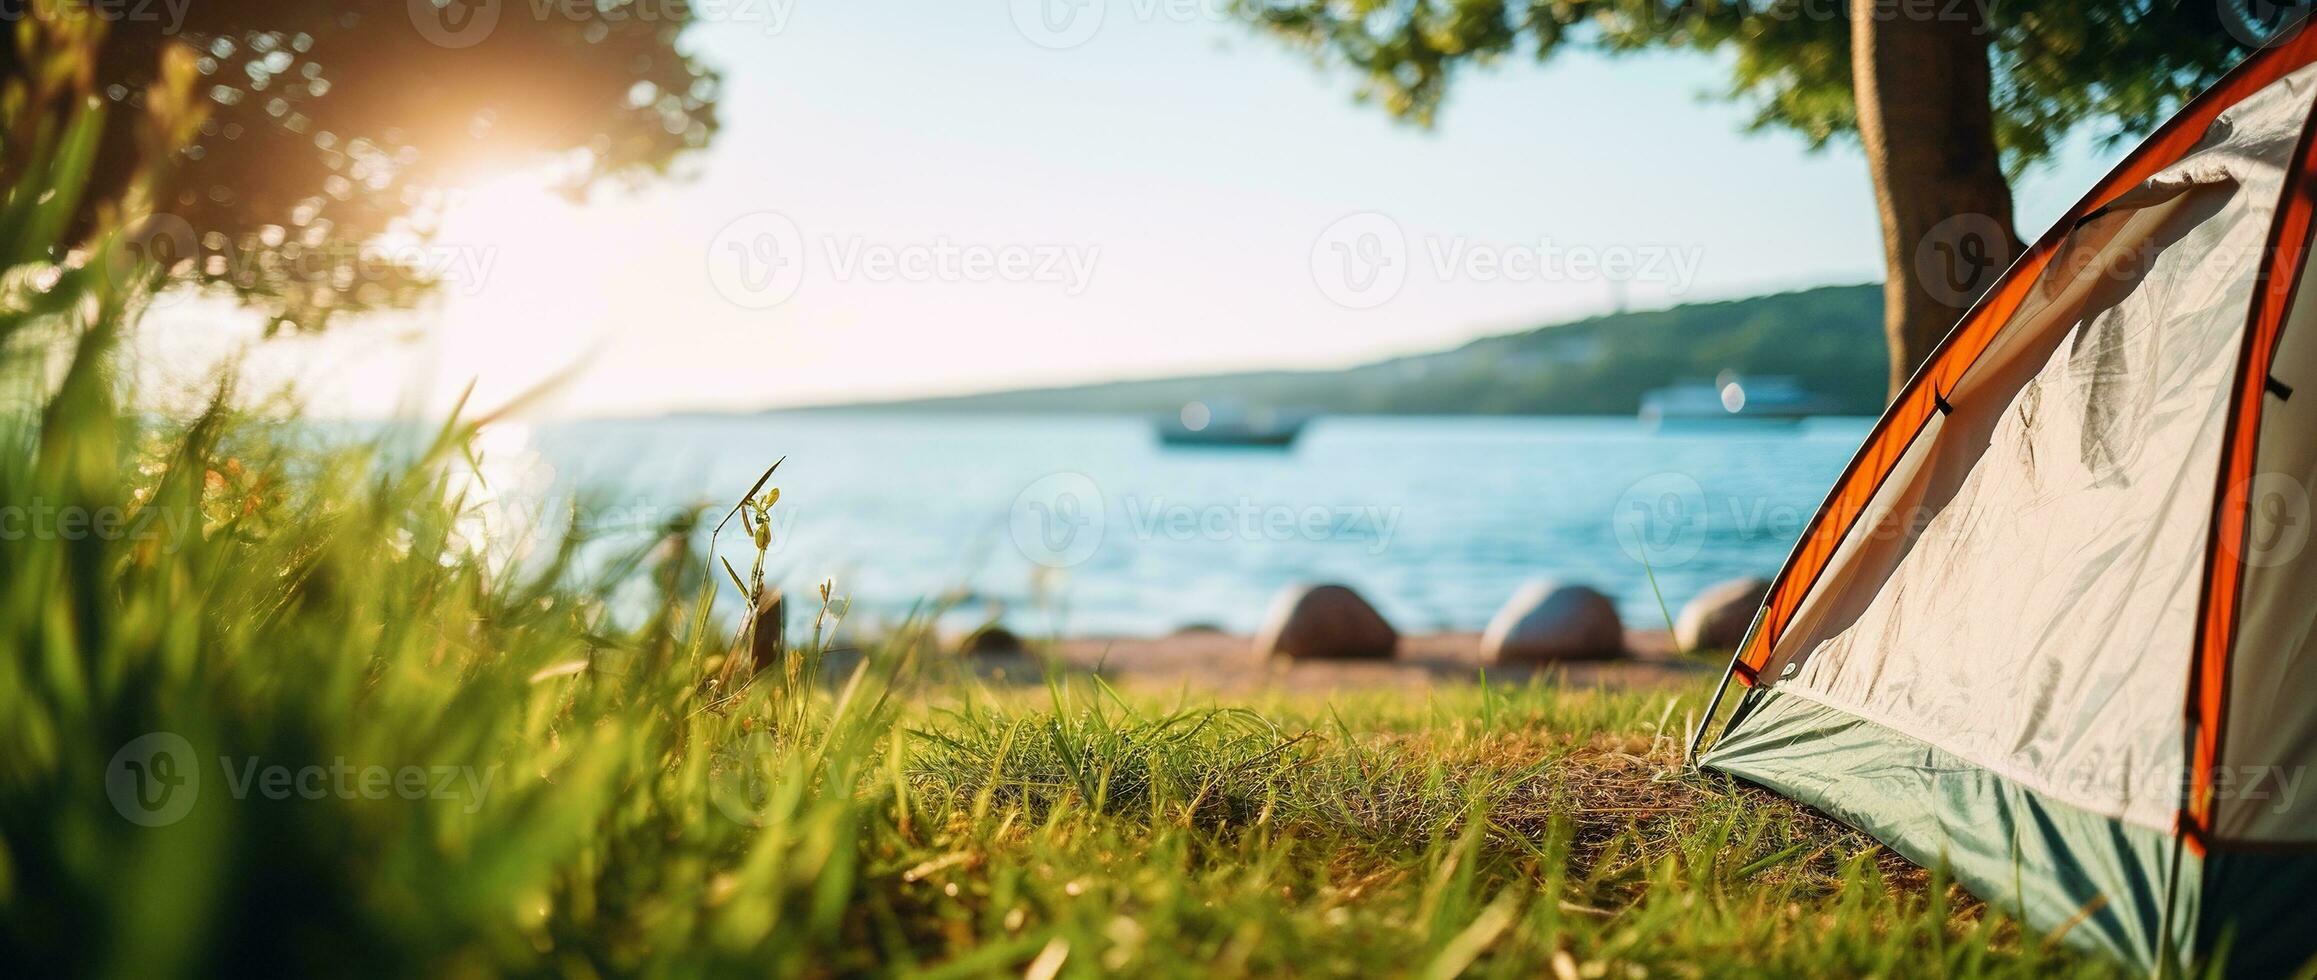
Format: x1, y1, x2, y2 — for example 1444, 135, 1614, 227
1032, 629, 1704, 695
786, 654, 2128, 977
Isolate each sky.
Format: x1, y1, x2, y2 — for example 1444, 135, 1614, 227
136, 1, 2126, 419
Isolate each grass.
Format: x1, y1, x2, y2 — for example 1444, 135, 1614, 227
0, 20, 2128, 979
879, 680, 2118, 978
0, 428, 2125, 979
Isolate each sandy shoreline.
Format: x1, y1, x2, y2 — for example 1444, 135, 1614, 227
961, 628, 1710, 694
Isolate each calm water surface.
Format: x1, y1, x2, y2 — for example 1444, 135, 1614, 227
513, 413, 1872, 636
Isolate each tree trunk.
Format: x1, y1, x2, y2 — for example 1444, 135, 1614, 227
1851, 0, 2023, 397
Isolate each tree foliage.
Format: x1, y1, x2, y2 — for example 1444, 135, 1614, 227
8, 1, 719, 331
1233, 0, 2253, 173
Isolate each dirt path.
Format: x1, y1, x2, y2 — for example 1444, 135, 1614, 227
1007, 629, 1710, 694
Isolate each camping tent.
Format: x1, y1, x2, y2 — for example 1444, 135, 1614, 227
1690, 29, 2317, 977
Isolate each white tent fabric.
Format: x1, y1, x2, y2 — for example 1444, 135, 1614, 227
1697, 36, 2317, 973
1750, 64, 2316, 834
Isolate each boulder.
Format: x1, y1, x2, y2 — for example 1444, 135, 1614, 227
1675, 577, 1770, 652
1255, 583, 1398, 660
1482, 582, 1623, 663
959, 623, 1026, 656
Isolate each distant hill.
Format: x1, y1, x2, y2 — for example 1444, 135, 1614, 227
810, 283, 1887, 417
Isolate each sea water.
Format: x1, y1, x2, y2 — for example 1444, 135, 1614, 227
503, 412, 1871, 637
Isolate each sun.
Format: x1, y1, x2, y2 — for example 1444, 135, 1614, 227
435, 170, 581, 248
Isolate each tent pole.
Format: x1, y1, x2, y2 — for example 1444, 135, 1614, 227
1685, 656, 1738, 767
1686, 607, 1765, 766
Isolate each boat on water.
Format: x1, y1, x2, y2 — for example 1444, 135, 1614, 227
1639, 374, 1832, 429
1156, 400, 1307, 448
